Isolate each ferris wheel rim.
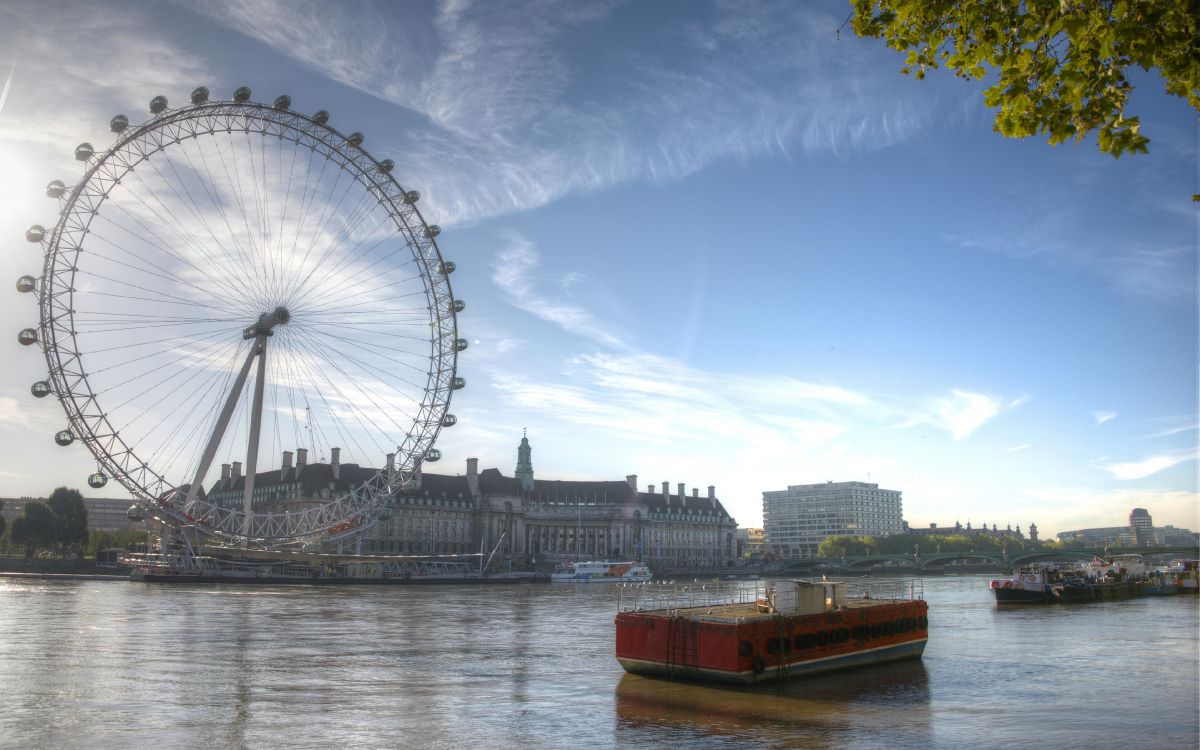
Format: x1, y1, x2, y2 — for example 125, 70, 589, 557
34, 92, 460, 546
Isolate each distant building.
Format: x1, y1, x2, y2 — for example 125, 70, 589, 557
736, 527, 765, 558
908, 521, 1034, 540
1056, 508, 1194, 547
1129, 508, 1154, 547
762, 481, 903, 559
1, 496, 139, 532
205, 435, 739, 568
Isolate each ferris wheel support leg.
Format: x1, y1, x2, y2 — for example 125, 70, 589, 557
241, 334, 270, 537
183, 343, 259, 509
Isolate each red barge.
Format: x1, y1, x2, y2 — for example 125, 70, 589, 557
615, 578, 927, 684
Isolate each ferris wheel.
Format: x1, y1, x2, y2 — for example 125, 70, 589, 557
15, 86, 466, 550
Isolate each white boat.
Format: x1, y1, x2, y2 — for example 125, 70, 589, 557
550, 560, 652, 583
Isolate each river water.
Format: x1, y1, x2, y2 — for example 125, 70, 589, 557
0, 575, 1195, 749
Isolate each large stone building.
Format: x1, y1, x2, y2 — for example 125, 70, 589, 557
1056, 508, 1197, 547
762, 481, 903, 559
206, 434, 739, 569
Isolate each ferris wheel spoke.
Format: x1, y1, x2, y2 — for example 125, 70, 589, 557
281, 179, 388, 305
297, 324, 434, 381
90, 215, 251, 313
86, 326, 235, 377
280, 338, 382, 464
115, 169, 269, 311
300, 273, 427, 315
285, 327, 421, 436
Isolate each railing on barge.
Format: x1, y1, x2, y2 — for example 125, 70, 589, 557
618, 577, 924, 615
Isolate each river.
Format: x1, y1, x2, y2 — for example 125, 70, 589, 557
0, 575, 1195, 749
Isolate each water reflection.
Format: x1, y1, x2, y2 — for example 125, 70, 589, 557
615, 660, 931, 749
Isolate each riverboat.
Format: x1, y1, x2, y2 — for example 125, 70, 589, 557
990, 564, 1088, 604
124, 548, 548, 585
1167, 560, 1199, 593
615, 578, 927, 685
551, 560, 652, 583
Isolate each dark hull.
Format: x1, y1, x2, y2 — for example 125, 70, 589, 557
992, 587, 1050, 604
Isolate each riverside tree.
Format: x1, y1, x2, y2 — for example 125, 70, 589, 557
47, 486, 89, 557
850, 0, 1200, 156
11, 502, 57, 559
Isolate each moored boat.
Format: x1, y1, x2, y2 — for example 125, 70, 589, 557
990, 564, 1087, 604
615, 578, 927, 685
551, 560, 652, 583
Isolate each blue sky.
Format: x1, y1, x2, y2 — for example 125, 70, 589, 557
0, 0, 1196, 537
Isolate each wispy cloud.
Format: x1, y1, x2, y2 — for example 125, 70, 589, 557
1090, 410, 1117, 425
1006, 443, 1031, 452
1093, 449, 1197, 480
0, 64, 13, 117
491, 233, 629, 349
191, 0, 930, 224
895, 389, 1015, 441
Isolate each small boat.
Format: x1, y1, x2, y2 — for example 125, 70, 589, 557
551, 560, 652, 583
615, 578, 927, 684
1167, 559, 1199, 594
990, 564, 1086, 604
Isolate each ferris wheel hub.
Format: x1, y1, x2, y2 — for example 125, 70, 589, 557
242, 306, 290, 339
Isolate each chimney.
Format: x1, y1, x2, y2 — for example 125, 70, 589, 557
221, 463, 231, 480
708, 485, 715, 500
232, 461, 242, 479
662, 481, 669, 503
386, 453, 395, 483
282, 450, 293, 469
678, 483, 686, 507
331, 447, 341, 480
626, 474, 637, 491
647, 484, 654, 495
297, 448, 308, 468
466, 457, 479, 497
692, 488, 699, 498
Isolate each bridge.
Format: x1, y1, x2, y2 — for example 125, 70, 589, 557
780, 546, 1200, 573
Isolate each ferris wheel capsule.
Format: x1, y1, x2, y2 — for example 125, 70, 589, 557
233, 86, 251, 103
54, 429, 75, 446
25, 225, 45, 242
440, 414, 457, 427
455, 338, 468, 351
16, 275, 37, 293
313, 110, 330, 125
149, 95, 168, 114
109, 114, 129, 133
346, 132, 364, 147
378, 159, 394, 173
127, 505, 146, 522
450, 299, 465, 313
191, 86, 209, 105
31, 381, 52, 398
88, 472, 108, 489
18, 328, 38, 346
424, 225, 441, 239
451, 377, 466, 390
273, 94, 291, 110
75, 143, 94, 161
45, 180, 66, 198
438, 261, 456, 275
405, 190, 420, 204
424, 448, 442, 462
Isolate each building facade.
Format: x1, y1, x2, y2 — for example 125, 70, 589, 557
1, 496, 140, 532
762, 481, 903, 559
205, 435, 739, 569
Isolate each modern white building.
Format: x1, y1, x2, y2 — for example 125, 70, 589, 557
762, 481, 904, 559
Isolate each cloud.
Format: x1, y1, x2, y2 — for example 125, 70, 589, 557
491, 233, 629, 349
1090, 410, 1117, 425
191, 0, 931, 224
0, 397, 30, 429
896, 389, 1013, 441
1094, 450, 1197, 481
1006, 443, 1031, 452
1026, 486, 1200, 536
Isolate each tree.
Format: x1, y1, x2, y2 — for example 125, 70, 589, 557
0, 499, 6, 539
11, 502, 57, 559
850, 0, 1200, 156
46, 486, 89, 557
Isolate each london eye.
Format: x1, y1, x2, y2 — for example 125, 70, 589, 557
16, 86, 465, 550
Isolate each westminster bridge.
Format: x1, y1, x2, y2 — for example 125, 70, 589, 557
777, 545, 1200, 574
